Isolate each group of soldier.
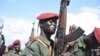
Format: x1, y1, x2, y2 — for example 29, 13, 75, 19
0, 12, 100, 56
0, 30, 22, 56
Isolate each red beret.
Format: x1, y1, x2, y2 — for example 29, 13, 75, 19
37, 12, 59, 20
13, 39, 20, 45
94, 27, 100, 43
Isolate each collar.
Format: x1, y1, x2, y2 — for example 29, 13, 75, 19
40, 35, 51, 46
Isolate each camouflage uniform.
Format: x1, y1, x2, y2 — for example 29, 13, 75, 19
64, 35, 86, 56
22, 12, 58, 56
10, 39, 22, 56
73, 35, 86, 56
62, 25, 85, 56
2, 46, 22, 56
21, 36, 55, 56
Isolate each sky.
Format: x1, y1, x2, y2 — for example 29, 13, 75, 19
0, 0, 100, 49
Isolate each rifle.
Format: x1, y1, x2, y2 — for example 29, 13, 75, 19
31, 22, 35, 37
55, 0, 70, 56
27, 22, 35, 47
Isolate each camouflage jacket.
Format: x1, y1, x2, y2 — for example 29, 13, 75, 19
21, 36, 55, 56
73, 35, 86, 56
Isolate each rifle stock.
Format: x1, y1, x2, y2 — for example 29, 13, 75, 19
55, 0, 70, 56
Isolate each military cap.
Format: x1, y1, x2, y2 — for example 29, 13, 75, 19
37, 12, 59, 20
94, 27, 100, 43
13, 39, 20, 45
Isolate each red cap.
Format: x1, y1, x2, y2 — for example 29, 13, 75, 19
8, 44, 13, 49
37, 12, 59, 20
94, 27, 100, 43
13, 39, 20, 45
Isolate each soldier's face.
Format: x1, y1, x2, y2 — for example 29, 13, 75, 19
41, 19, 58, 34
14, 44, 20, 51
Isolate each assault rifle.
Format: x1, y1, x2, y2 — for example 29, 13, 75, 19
55, 0, 85, 56
54, 0, 70, 56
31, 22, 35, 37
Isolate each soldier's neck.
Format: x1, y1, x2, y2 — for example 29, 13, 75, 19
41, 30, 51, 40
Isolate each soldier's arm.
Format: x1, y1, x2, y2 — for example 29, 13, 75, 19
21, 41, 40, 56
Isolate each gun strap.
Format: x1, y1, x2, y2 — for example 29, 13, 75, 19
36, 39, 55, 56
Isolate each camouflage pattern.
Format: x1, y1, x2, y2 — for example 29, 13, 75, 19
2, 48, 22, 56
73, 35, 86, 56
21, 36, 55, 56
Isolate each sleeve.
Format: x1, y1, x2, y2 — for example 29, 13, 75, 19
76, 36, 86, 49
21, 41, 40, 56
72, 36, 86, 56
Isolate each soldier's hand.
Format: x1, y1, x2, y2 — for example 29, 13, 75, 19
69, 24, 77, 34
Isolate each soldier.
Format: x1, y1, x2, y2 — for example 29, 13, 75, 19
65, 26, 100, 56
71, 25, 86, 56
62, 25, 86, 56
8, 44, 13, 52
21, 34, 40, 56
21, 12, 59, 56
2, 44, 14, 56
85, 27, 100, 56
12, 39, 22, 56
0, 20, 6, 56
68, 34, 86, 56
65, 25, 100, 56
22, 12, 84, 56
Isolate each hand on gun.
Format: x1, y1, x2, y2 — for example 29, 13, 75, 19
69, 24, 77, 34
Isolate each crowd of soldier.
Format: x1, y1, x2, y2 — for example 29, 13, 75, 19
0, 12, 100, 56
